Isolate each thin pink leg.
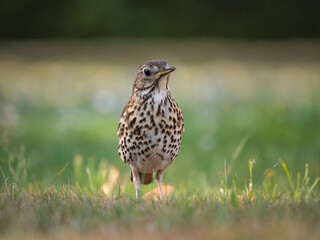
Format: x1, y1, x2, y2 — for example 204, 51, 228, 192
156, 170, 163, 199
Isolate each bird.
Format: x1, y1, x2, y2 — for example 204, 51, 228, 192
117, 60, 184, 199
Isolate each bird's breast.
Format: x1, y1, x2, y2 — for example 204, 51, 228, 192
118, 91, 183, 173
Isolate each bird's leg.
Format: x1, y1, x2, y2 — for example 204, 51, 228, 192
131, 166, 140, 199
155, 170, 164, 200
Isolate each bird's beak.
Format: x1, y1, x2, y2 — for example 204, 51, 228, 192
163, 65, 176, 74
153, 65, 176, 79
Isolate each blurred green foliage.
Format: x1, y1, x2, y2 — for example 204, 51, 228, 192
1, 0, 320, 39
0, 41, 319, 192
1, 89, 319, 190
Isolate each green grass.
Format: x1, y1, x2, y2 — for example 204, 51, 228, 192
0, 40, 320, 239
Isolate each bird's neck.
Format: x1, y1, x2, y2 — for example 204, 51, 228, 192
134, 88, 170, 102
134, 75, 170, 100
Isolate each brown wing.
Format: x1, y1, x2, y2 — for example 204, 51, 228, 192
170, 97, 185, 133
117, 97, 143, 136
177, 103, 185, 133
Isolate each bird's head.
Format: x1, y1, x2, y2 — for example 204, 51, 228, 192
133, 60, 176, 97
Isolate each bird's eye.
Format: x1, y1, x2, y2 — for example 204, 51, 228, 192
143, 68, 151, 76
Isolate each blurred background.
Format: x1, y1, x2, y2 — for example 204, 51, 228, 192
0, 0, 319, 194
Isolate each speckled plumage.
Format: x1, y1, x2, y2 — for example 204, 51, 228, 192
117, 60, 184, 198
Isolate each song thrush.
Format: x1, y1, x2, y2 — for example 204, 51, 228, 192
117, 60, 184, 199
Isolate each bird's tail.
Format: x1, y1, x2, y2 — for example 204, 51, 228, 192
130, 170, 153, 185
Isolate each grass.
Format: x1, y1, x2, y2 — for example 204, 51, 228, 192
0, 160, 319, 239
0, 40, 320, 239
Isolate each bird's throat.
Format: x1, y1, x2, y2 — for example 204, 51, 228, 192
156, 74, 169, 91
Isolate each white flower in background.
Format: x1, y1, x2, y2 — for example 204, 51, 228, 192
92, 89, 117, 114
0, 103, 19, 127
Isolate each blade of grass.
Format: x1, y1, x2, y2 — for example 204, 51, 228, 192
308, 177, 320, 196
0, 167, 9, 188
280, 160, 294, 191
294, 172, 301, 200
231, 135, 249, 161
224, 159, 228, 204
52, 162, 70, 183
249, 159, 255, 191
86, 167, 94, 191
248, 160, 280, 196
303, 163, 310, 186
271, 183, 278, 202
